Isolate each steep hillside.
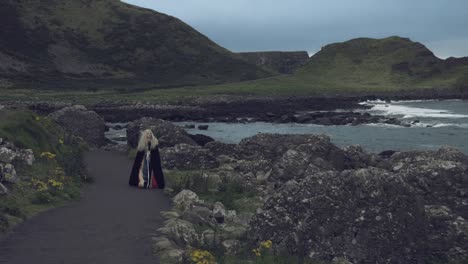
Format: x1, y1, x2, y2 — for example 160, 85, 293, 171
0, 0, 273, 89
295, 36, 468, 91
237, 51, 309, 74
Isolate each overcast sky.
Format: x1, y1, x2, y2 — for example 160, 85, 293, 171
123, 0, 468, 58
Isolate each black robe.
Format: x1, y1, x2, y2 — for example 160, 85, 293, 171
129, 146, 165, 189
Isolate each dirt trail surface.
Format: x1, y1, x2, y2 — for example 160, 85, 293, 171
0, 149, 172, 264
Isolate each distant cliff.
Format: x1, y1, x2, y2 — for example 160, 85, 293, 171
237, 51, 309, 74
0, 0, 273, 90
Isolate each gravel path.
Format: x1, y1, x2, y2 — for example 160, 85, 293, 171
0, 149, 171, 264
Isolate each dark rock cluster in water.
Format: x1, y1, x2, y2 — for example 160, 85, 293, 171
1, 99, 416, 127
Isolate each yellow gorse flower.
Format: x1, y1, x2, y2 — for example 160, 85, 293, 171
189, 249, 216, 264
40, 152, 56, 159
48, 179, 64, 190
31, 178, 49, 191
260, 240, 272, 249
252, 240, 273, 257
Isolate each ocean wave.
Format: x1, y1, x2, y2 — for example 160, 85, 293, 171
365, 104, 468, 119
411, 123, 468, 128
364, 123, 404, 128
359, 99, 463, 105
365, 122, 468, 129
391, 99, 463, 104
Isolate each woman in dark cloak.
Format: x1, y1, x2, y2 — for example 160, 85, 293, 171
129, 129, 165, 189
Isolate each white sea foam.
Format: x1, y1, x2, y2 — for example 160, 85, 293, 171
364, 103, 468, 119
391, 99, 463, 104
410, 122, 468, 128
364, 123, 404, 128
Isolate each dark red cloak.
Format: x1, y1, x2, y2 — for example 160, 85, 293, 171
129, 146, 165, 189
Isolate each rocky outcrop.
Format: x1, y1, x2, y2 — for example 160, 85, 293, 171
249, 168, 428, 263
237, 51, 309, 74
0, 146, 16, 163
49, 105, 106, 147
161, 144, 219, 170
390, 146, 468, 219
244, 138, 468, 263
126, 118, 197, 148
173, 190, 201, 211
238, 133, 346, 171
155, 190, 250, 262
0, 139, 35, 193
92, 103, 207, 123
157, 133, 468, 263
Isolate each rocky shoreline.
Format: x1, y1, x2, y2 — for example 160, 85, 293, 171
119, 117, 468, 263
2, 102, 466, 263
3, 93, 465, 127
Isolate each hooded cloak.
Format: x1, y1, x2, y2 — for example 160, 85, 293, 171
129, 145, 165, 189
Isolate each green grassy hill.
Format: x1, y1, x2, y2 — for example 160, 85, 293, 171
0, 0, 273, 90
295, 36, 468, 92
176, 36, 468, 97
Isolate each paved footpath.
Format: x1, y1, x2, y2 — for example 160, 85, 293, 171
0, 149, 171, 264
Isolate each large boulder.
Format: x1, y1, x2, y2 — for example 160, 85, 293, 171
249, 168, 428, 264
49, 105, 106, 146
2, 164, 18, 184
173, 190, 201, 211
238, 133, 346, 170
161, 144, 219, 170
157, 218, 199, 247
0, 147, 16, 163
126, 118, 197, 148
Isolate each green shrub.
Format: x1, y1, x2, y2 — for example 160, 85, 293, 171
0, 110, 88, 234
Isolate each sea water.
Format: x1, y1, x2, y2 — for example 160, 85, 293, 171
174, 100, 468, 154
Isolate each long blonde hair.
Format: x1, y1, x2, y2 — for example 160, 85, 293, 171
137, 129, 159, 151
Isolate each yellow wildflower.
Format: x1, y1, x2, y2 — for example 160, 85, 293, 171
59, 138, 64, 144
189, 249, 216, 264
31, 178, 48, 191
40, 152, 56, 159
260, 240, 273, 249
35, 116, 41, 121
252, 248, 261, 257
48, 179, 64, 190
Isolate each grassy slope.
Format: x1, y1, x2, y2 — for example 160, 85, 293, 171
0, 110, 88, 235
1, 0, 272, 89
294, 36, 468, 91
1, 37, 467, 104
